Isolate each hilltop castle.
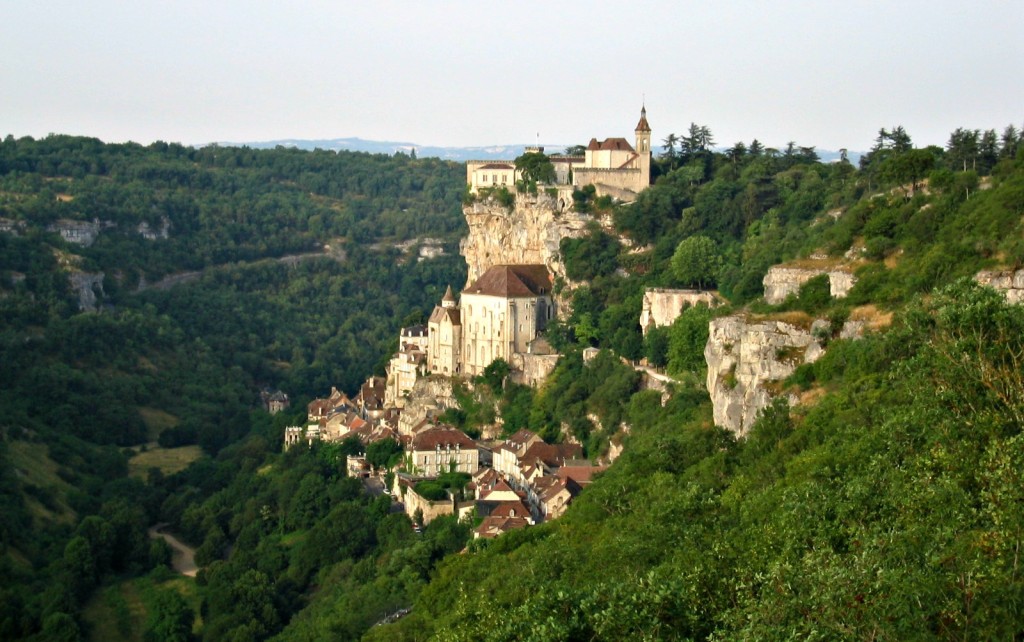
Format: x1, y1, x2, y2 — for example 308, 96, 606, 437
466, 107, 652, 204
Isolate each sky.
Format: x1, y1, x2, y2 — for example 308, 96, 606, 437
2, 1, 1022, 153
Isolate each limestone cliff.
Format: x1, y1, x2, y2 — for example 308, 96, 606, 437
975, 268, 1024, 304
763, 263, 857, 304
640, 288, 722, 335
397, 377, 457, 437
460, 192, 590, 290
705, 315, 826, 435
69, 271, 105, 312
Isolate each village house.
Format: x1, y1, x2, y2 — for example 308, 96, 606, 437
384, 325, 429, 407
409, 425, 480, 477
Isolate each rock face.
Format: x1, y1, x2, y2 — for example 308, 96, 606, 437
705, 315, 825, 435
763, 265, 856, 304
640, 288, 721, 335
975, 269, 1024, 304
69, 271, 105, 311
460, 192, 590, 291
397, 377, 458, 437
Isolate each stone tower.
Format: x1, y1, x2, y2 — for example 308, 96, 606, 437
635, 105, 652, 188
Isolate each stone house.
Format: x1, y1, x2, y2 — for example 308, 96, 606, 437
409, 425, 479, 477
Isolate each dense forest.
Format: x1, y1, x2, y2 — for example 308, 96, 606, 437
1, 120, 1023, 640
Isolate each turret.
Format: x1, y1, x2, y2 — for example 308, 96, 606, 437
634, 105, 651, 153
635, 105, 652, 188
441, 285, 457, 309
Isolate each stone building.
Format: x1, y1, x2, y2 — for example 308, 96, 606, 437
465, 107, 652, 204
409, 425, 479, 477
385, 325, 429, 407
458, 264, 553, 377
427, 286, 462, 375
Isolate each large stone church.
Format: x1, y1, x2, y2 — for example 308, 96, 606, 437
428, 265, 553, 378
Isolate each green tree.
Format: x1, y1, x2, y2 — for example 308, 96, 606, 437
366, 437, 404, 472
514, 152, 555, 187
144, 590, 194, 642
671, 235, 722, 289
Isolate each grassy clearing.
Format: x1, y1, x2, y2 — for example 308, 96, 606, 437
7, 440, 76, 524
82, 573, 201, 642
128, 445, 203, 480
138, 407, 179, 441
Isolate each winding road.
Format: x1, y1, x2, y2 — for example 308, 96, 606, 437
148, 523, 198, 577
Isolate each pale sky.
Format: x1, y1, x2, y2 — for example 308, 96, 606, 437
2, 1, 1021, 152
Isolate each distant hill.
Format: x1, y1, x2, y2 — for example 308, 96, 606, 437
213, 136, 862, 165
211, 137, 548, 161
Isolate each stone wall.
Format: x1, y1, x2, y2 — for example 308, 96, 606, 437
762, 265, 856, 304
975, 269, 1024, 304
639, 288, 721, 335
705, 315, 825, 435
509, 352, 560, 387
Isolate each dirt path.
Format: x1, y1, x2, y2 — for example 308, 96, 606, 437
135, 249, 343, 292
148, 523, 198, 577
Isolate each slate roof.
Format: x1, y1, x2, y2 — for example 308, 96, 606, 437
465, 265, 552, 298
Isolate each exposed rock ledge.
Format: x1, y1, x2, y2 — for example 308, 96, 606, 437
763, 264, 856, 304
705, 315, 826, 435
69, 271, 105, 311
975, 269, 1024, 304
640, 288, 722, 335
460, 192, 591, 291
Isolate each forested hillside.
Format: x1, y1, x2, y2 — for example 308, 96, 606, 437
365, 124, 1024, 640
0, 136, 466, 641
2, 120, 1023, 641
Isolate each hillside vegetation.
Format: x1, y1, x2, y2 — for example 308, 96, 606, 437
1, 122, 1023, 641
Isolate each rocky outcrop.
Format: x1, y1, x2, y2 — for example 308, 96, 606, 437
69, 271, 105, 311
49, 219, 102, 246
460, 192, 591, 290
640, 288, 722, 335
397, 377, 458, 437
975, 269, 1024, 304
705, 315, 825, 435
763, 265, 856, 304
138, 218, 171, 240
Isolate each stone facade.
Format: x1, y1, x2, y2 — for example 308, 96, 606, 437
459, 265, 553, 377
762, 265, 857, 305
975, 268, 1024, 304
639, 288, 721, 335
409, 426, 479, 477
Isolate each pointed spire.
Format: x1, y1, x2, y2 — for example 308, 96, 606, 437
635, 105, 651, 133
441, 284, 457, 308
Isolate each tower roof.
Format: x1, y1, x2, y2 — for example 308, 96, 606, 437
635, 106, 651, 133
442, 285, 455, 302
